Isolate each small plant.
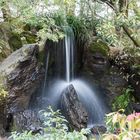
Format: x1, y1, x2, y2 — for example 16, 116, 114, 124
112, 87, 134, 112
104, 110, 140, 140
9, 107, 90, 140
0, 83, 7, 103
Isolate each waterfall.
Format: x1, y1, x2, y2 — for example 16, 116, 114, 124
43, 27, 109, 126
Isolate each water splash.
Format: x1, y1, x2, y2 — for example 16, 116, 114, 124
71, 79, 108, 126
45, 79, 108, 126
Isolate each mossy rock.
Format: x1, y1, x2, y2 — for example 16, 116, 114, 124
8, 33, 22, 51
0, 22, 11, 37
0, 22, 22, 51
90, 40, 109, 56
0, 39, 11, 61
21, 31, 37, 44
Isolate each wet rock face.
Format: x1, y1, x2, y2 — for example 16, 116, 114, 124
13, 110, 42, 133
0, 102, 7, 136
0, 44, 44, 134
60, 84, 88, 131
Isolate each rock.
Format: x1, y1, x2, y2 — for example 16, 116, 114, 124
60, 84, 88, 131
8, 33, 22, 51
83, 41, 128, 108
84, 40, 110, 77
12, 110, 42, 133
85, 52, 109, 76
0, 22, 22, 52
100, 66, 128, 107
0, 44, 44, 134
0, 99, 7, 136
131, 103, 140, 112
91, 125, 107, 134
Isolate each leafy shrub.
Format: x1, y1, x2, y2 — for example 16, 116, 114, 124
104, 110, 140, 140
66, 15, 89, 42
9, 107, 90, 140
112, 87, 134, 112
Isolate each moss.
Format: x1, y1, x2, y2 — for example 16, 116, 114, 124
90, 40, 109, 56
0, 41, 11, 61
21, 31, 37, 44
8, 33, 22, 51
38, 49, 45, 64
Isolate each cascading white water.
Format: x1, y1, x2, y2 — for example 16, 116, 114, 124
44, 27, 109, 126
65, 35, 70, 82
65, 28, 74, 82
43, 52, 50, 94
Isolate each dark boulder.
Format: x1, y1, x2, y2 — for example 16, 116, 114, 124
12, 110, 42, 133
131, 103, 140, 112
91, 125, 107, 135
0, 44, 44, 134
60, 84, 88, 131
0, 100, 7, 136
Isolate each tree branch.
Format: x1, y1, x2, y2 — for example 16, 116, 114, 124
122, 25, 140, 47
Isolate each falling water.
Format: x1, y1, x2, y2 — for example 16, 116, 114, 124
43, 52, 50, 94
44, 27, 109, 126
65, 28, 74, 82
65, 35, 70, 82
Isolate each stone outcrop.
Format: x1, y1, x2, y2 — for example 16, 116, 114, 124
60, 84, 88, 131
83, 41, 128, 108
0, 44, 44, 134
0, 100, 7, 136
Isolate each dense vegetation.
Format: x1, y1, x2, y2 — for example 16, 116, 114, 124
0, 0, 140, 139
9, 108, 140, 140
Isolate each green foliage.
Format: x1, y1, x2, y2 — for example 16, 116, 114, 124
112, 87, 134, 112
9, 107, 90, 140
66, 15, 89, 41
104, 111, 140, 140
0, 83, 7, 104
0, 0, 65, 47
96, 20, 119, 46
